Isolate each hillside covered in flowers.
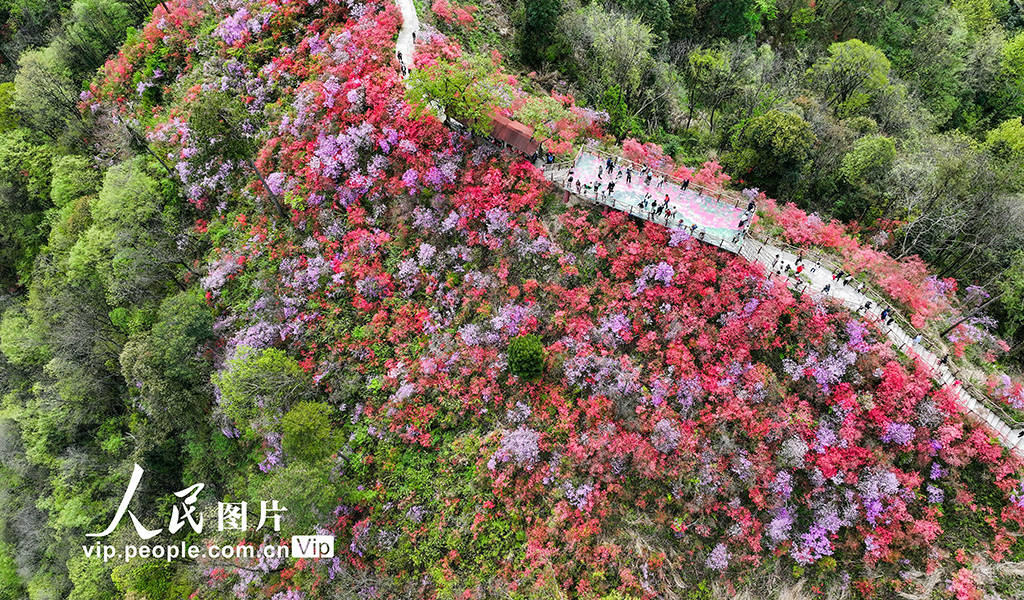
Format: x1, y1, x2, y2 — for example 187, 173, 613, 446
0, 0, 1023, 599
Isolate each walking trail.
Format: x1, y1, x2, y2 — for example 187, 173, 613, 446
395, 0, 418, 77
391, 0, 1024, 456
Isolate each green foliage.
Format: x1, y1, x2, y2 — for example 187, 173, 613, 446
187, 91, 259, 165
520, 0, 561, 65
257, 459, 338, 534
512, 95, 570, 140
0, 305, 48, 366
212, 347, 313, 430
49, 155, 101, 209
507, 334, 545, 380
0, 129, 54, 286
840, 134, 896, 184
281, 401, 337, 462
55, 0, 131, 79
807, 39, 893, 116
0, 83, 17, 133
66, 554, 114, 600
68, 156, 187, 305
728, 109, 814, 195
44, 195, 92, 259
406, 53, 511, 134
682, 46, 737, 132
26, 570, 66, 600
615, 0, 670, 36
0, 540, 24, 600
111, 562, 191, 600
985, 117, 1024, 160
704, 0, 775, 39
997, 250, 1024, 337
13, 47, 80, 142
666, 0, 697, 40
952, 0, 1001, 33
119, 289, 214, 432
600, 85, 642, 140
558, 4, 654, 106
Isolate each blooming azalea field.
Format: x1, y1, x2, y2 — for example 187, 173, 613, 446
76, 0, 1024, 598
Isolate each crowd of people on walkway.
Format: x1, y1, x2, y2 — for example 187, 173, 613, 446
556, 153, 754, 245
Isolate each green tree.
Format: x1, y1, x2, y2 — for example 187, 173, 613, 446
0, 83, 18, 133
728, 109, 814, 195
997, 250, 1024, 339
67, 157, 191, 306
406, 53, 511, 135
0, 540, 24, 600
600, 85, 642, 139
111, 562, 190, 600
281, 401, 337, 462
13, 47, 82, 141
833, 134, 897, 221
894, 6, 968, 127
0, 129, 54, 286
212, 347, 313, 430
667, 0, 697, 40
840, 134, 896, 184
520, 0, 561, 65
682, 46, 738, 132
66, 553, 114, 600
258, 459, 338, 534
807, 39, 892, 115
996, 30, 1024, 120
508, 334, 545, 380
0, 305, 48, 366
53, 0, 131, 80
559, 4, 655, 107
617, 0, 671, 35
119, 289, 214, 433
984, 116, 1024, 184
49, 155, 102, 209
187, 91, 283, 214
951, 0, 1000, 33
703, 0, 777, 39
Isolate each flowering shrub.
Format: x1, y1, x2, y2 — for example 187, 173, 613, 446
986, 374, 1024, 417
431, 0, 476, 26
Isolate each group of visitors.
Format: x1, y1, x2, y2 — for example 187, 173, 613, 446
563, 153, 753, 245
768, 252, 912, 336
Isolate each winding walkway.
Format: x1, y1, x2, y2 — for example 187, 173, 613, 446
391, 0, 1024, 455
